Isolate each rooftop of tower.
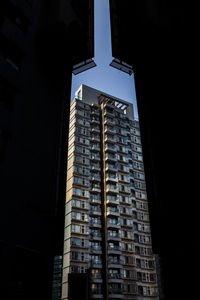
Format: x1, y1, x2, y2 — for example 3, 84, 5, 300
74, 84, 134, 120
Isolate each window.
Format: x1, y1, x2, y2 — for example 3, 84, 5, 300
73, 187, 89, 197
71, 251, 81, 261
91, 269, 101, 277
135, 191, 147, 200
91, 205, 101, 212
126, 219, 133, 226
75, 135, 90, 145
107, 194, 117, 201
72, 199, 81, 208
109, 269, 120, 279
106, 162, 116, 170
72, 211, 81, 220
76, 118, 90, 127
91, 283, 101, 294
74, 176, 82, 185
75, 126, 90, 136
71, 237, 81, 247
108, 230, 118, 237
76, 101, 84, 108
91, 241, 101, 250
91, 255, 101, 264
108, 255, 119, 264
71, 224, 81, 233
74, 176, 90, 186
91, 217, 100, 225
91, 229, 101, 237
107, 217, 118, 225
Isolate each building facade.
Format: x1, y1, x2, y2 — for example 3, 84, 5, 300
62, 85, 159, 300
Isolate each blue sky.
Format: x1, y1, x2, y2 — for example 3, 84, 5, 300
70, 0, 138, 120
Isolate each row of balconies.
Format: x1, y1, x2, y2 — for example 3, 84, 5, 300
91, 287, 158, 298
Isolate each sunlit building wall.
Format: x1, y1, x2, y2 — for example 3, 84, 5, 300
62, 85, 159, 300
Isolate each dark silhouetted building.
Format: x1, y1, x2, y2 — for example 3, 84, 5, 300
0, 1, 94, 299
109, 1, 199, 299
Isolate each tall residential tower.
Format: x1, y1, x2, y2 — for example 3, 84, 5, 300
62, 85, 159, 300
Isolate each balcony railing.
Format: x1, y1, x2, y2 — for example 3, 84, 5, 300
105, 154, 117, 161
91, 289, 102, 295
91, 273, 102, 279
105, 144, 117, 152
91, 198, 101, 204
105, 135, 116, 143
106, 174, 118, 182
106, 208, 119, 216
106, 185, 119, 193
91, 245, 102, 251
108, 245, 122, 252
104, 126, 116, 134
108, 273, 122, 279
106, 198, 119, 205
91, 145, 100, 151
91, 260, 102, 266
104, 109, 115, 117
109, 288, 123, 294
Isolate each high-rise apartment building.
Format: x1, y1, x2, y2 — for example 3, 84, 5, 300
62, 85, 159, 300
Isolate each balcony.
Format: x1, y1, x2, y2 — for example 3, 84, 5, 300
90, 220, 102, 228
91, 175, 101, 182
106, 185, 119, 193
108, 293, 123, 299
105, 144, 117, 152
91, 245, 102, 254
105, 126, 116, 135
106, 174, 118, 182
91, 289, 102, 295
103, 102, 114, 109
90, 209, 101, 216
91, 197, 101, 204
104, 109, 115, 117
91, 292, 103, 299
106, 198, 119, 205
118, 177, 130, 184
91, 273, 102, 280
91, 144, 101, 152
108, 261, 122, 269
117, 156, 129, 164
107, 223, 121, 230
91, 153, 100, 161
108, 273, 122, 280
91, 164, 101, 171
91, 104, 100, 113
107, 235, 121, 242
91, 260, 102, 268
105, 164, 117, 172
107, 245, 122, 255
105, 153, 117, 162
91, 127, 100, 133
91, 118, 100, 124
118, 186, 130, 194
105, 135, 116, 144
91, 135, 100, 142
91, 186, 101, 193
90, 236, 102, 242
104, 117, 115, 126
106, 208, 120, 217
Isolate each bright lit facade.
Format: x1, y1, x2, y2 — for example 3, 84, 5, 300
62, 85, 159, 300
